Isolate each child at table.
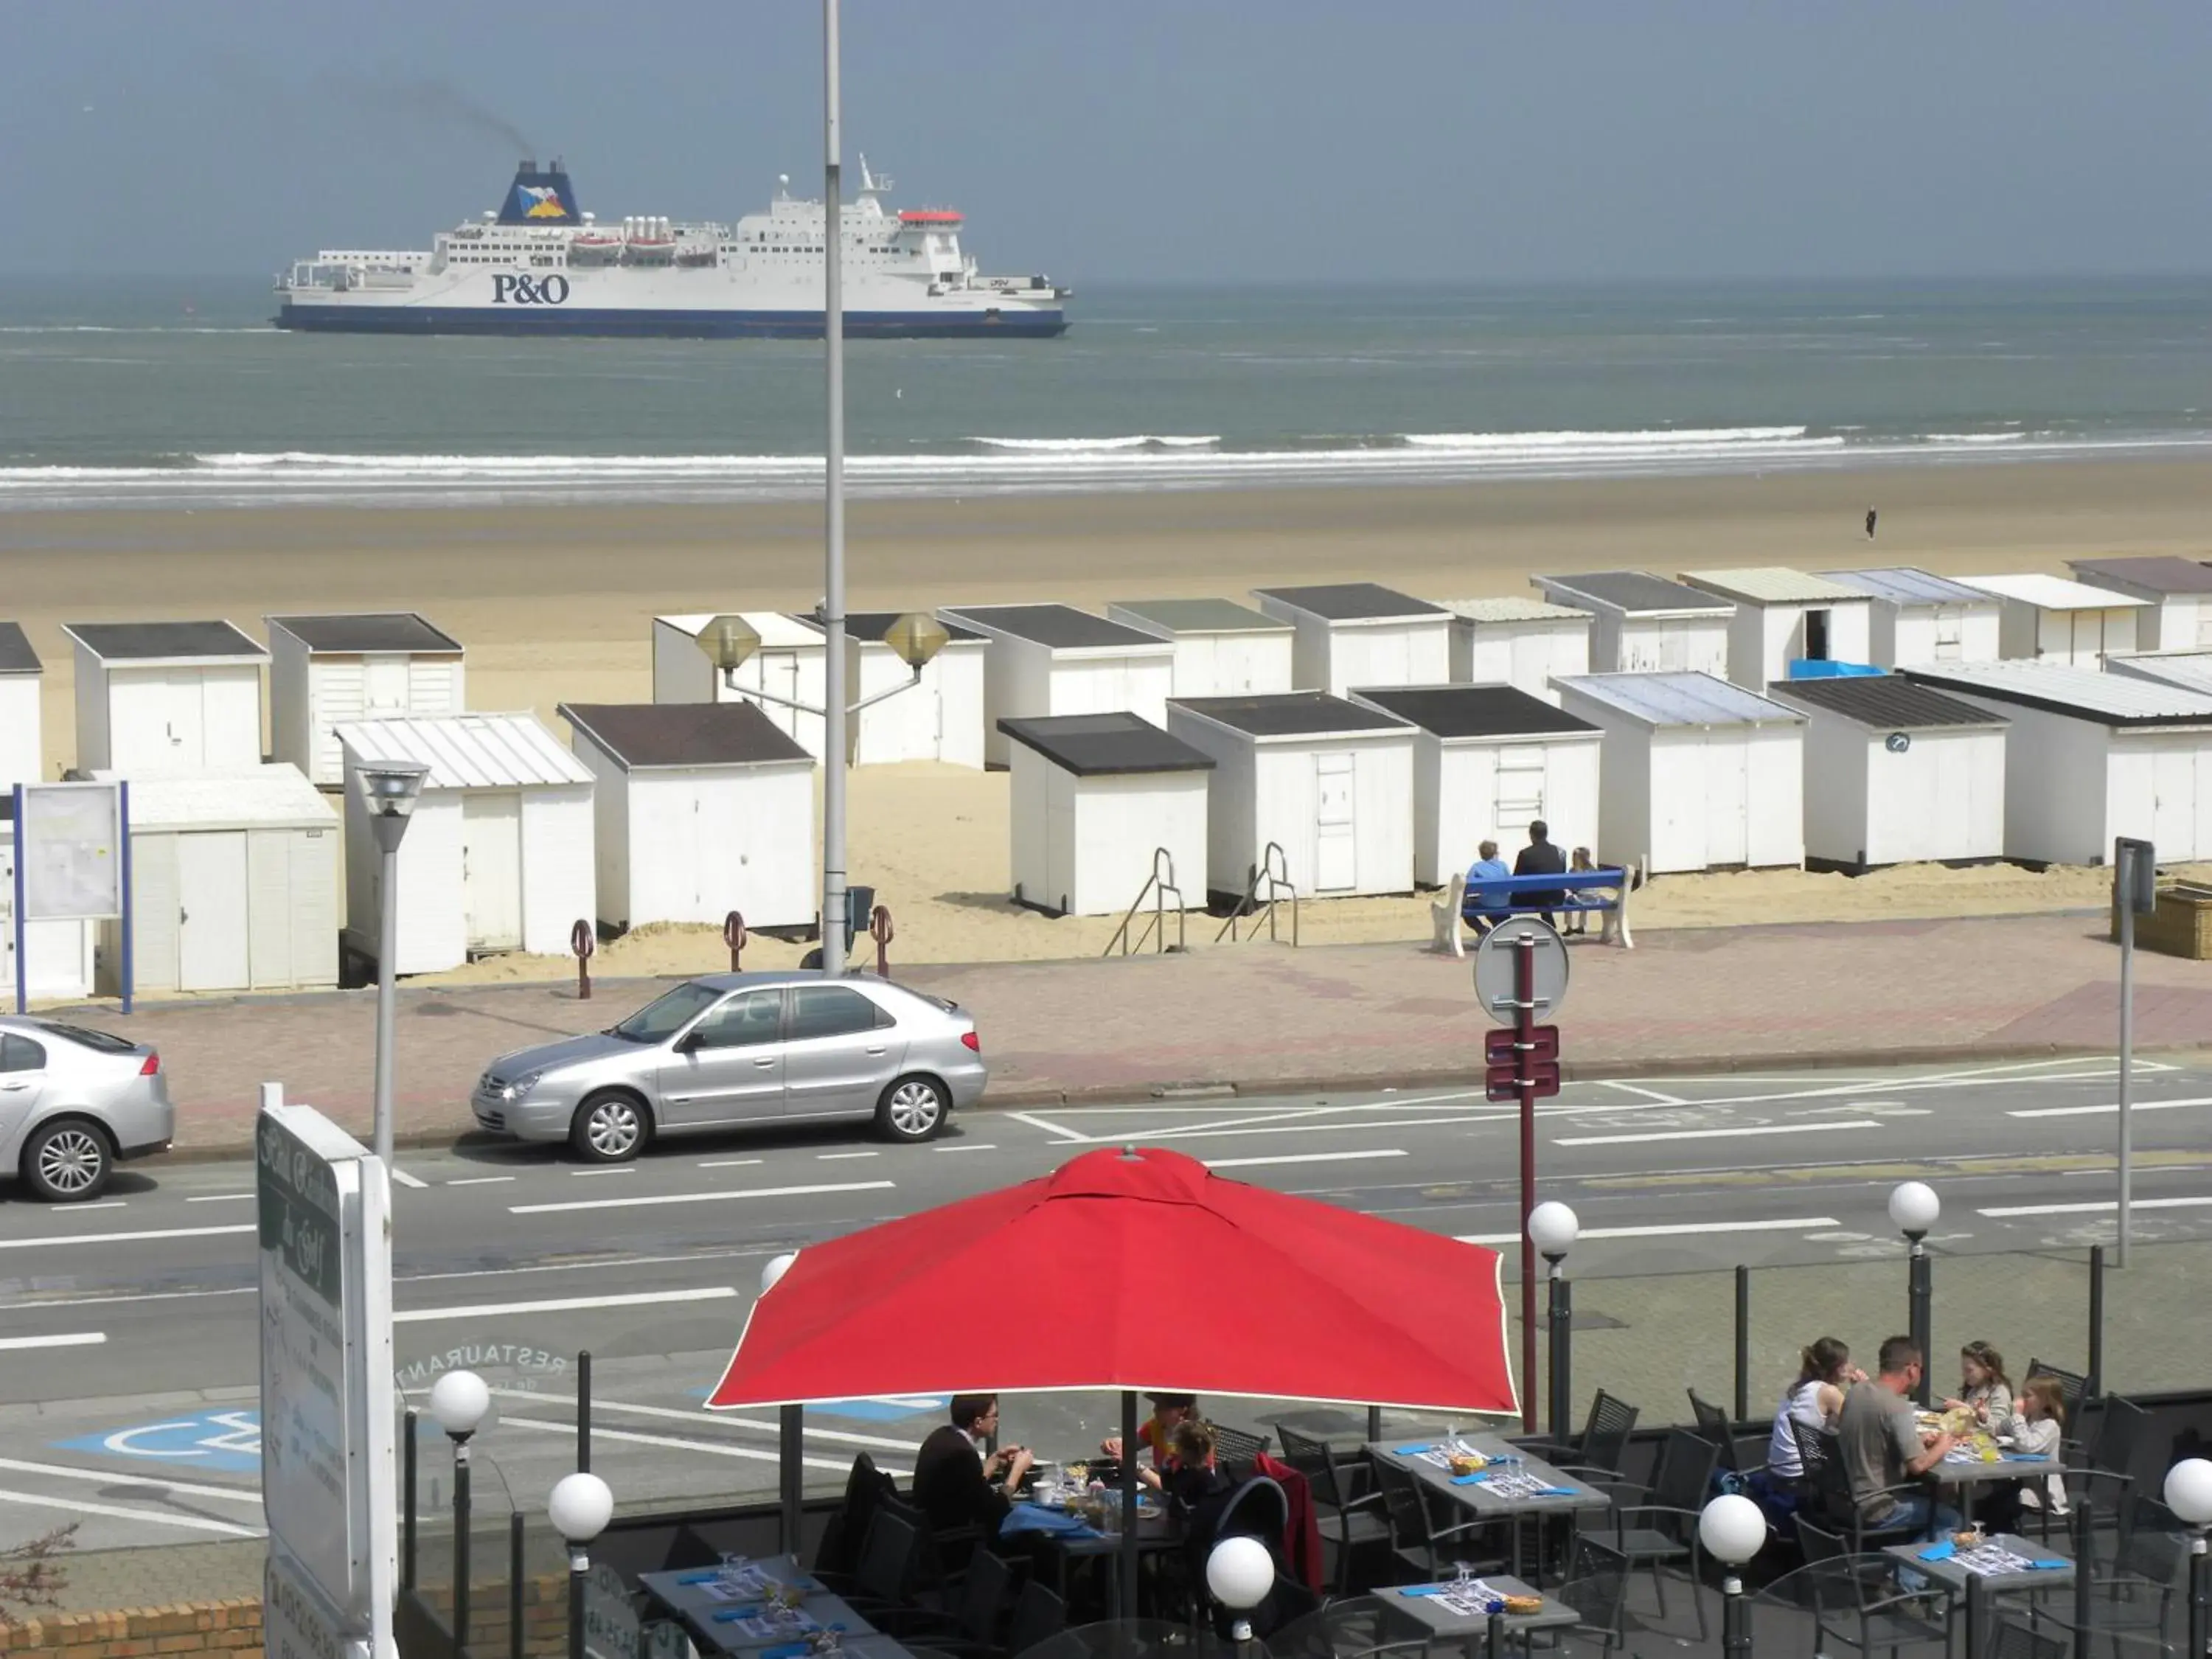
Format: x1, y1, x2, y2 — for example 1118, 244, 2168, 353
1944, 1340, 2015, 1428
1981, 1374, 2069, 1531
1562, 847, 1597, 934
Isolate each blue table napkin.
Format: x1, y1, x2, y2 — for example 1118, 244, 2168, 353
678, 1571, 720, 1585
1919, 1541, 1955, 1562
710, 1607, 764, 1622
1399, 1585, 1447, 1598
2028, 1559, 2069, 1571
759, 1646, 811, 1659
1395, 1444, 1435, 1455
2008, 1453, 2050, 1463
1001, 1503, 1100, 1539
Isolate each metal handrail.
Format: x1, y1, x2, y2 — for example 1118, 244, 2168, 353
1104, 847, 1186, 957
1217, 841, 1298, 945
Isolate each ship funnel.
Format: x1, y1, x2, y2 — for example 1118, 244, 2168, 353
498, 158, 581, 226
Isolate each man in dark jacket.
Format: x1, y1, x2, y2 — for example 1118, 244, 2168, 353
911, 1394, 1032, 1540
1514, 820, 1568, 928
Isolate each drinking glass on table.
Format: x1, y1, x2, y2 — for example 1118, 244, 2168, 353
717, 1553, 747, 1592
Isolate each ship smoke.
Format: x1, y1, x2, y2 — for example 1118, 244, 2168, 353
319, 72, 535, 158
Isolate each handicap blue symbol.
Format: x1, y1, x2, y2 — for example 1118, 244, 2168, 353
55, 1409, 262, 1474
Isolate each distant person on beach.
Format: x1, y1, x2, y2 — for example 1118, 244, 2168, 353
1514, 821, 1568, 929
1866, 507, 1879, 539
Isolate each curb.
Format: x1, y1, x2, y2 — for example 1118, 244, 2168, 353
141, 1037, 2210, 1166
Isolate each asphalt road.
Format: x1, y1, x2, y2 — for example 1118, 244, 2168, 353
1, 1051, 2208, 1554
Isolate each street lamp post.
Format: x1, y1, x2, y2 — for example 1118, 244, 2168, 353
1700, 1493, 1767, 1659
356, 757, 430, 1169
1206, 1536, 1274, 1656
2166, 1459, 2212, 1659
759, 1252, 804, 1553
1529, 1200, 1579, 1440
1890, 1181, 1941, 1406
549, 1471, 615, 1659
694, 612, 946, 974
430, 1369, 492, 1652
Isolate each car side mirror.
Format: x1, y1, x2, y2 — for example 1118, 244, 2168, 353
673, 1030, 703, 1054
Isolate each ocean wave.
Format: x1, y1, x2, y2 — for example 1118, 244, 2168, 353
968, 434, 1221, 451
1397, 425, 1814, 450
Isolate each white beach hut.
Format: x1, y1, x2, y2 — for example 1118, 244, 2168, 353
1105, 599, 1295, 699
1677, 568, 1875, 687
337, 712, 594, 973
2106, 651, 2212, 698
1955, 574, 2148, 667
651, 611, 829, 757
1764, 677, 2008, 872
1164, 692, 1416, 902
1349, 684, 1602, 888
2066, 557, 2212, 653
1439, 598, 1593, 703
0, 624, 42, 791
832, 611, 988, 768
940, 605, 1175, 768
561, 703, 815, 933
1819, 568, 2004, 669
1251, 583, 1453, 697
266, 613, 467, 787
89, 765, 338, 995
1531, 572, 1734, 676
1000, 712, 1214, 917
1901, 661, 2212, 863
0, 824, 94, 1004
64, 621, 268, 775
1554, 672, 1806, 874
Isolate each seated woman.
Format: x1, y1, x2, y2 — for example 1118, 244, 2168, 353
1944, 1340, 2015, 1429
1101, 1393, 1199, 1484
1757, 1337, 1860, 1515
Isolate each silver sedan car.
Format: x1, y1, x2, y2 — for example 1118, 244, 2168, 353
0, 1016, 176, 1202
470, 970, 987, 1161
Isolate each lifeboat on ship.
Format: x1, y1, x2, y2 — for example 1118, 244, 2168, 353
568, 231, 623, 264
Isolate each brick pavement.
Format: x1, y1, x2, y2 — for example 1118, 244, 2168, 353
78, 913, 2212, 1156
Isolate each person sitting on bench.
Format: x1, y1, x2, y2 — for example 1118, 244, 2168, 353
1464, 840, 1512, 938
1514, 820, 1568, 929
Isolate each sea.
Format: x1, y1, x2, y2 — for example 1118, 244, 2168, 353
4, 276, 2212, 511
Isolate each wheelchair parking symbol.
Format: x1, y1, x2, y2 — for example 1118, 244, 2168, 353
55, 1410, 262, 1474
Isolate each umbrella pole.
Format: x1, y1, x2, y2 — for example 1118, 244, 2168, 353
780, 1403, 804, 1556
1120, 1390, 1139, 1620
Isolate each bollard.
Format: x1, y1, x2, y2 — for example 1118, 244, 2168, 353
2087, 1245, 2106, 1399
1733, 1265, 1751, 1424
578, 1349, 592, 1474
570, 920, 595, 1001
724, 910, 746, 973
403, 1409, 418, 1588
509, 1512, 525, 1659
871, 904, 894, 976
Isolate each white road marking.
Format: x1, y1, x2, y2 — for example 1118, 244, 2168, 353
487, 1388, 920, 1453
509, 1179, 894, 1217
1600, 1081, 1685, 1105
1007, 1111, 1085, 1142
498, 1416, 889, 1476
931, 1144, 997, 1153
1456, 1215, 1842, 1245
570, 1166, 638, 1178
698, 1158, 765, 1169
0, 1486, 262, 1537
0, 1224, 254, 1252
187, 1192, 255, 1203
817, 1151, 879, 1161
390, 1169, 430, 1189
2006, 1094, 2212, 1119
1554, 1119, 1880, 1148
395, 1286, 739, 1323
57, 1200, 128, 1212
1205, 1150, 1409, 1170
1978, 1195, 2212, 1219
447, 1176, 517, 1186
0, 1456, 262, 1505
0, 1332, 105, 1352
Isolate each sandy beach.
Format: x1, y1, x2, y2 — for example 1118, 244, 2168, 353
7, 456, 2212, 981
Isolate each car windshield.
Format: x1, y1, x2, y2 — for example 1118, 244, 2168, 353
609, 981, 725, 1043
30, 1020, 136, 1054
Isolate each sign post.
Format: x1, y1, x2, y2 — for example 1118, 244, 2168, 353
2114, 837, 2155, 1268
1475, 918, 1569, 1433
258, 1101, 397, 1659
11, 781, 128, 1014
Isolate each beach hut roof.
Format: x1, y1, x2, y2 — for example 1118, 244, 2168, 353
1252, 582, 1448, 622
2065, 555, 2212, 596
1678, 567, 1870, 606
1170, 691, 1412, 740
659, 611, 825, 650
63, 620, 268, 667
1901, 661, 2212, 727
1767, 675, 2008, 731
267, 613, 463, 653
0, 623, 39, 676
1556, 671, 1803, 728
1110, 598, 1290, 636
942, 604, 1163, 651
2107, 652, 2212, 697
1955, 574, 2152, 612
1439, 597, 1590, 625
1535, 571, 1733, 616
336, 712, 594, 789
560, 702, 812, 770
827, 611, 984, 643
88, 764, 337, 831
998, 712, 1217, 776
1820, 567, 1993, 607
1354, 684, 1599, 740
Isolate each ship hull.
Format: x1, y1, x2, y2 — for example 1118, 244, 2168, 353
273, 302, 1067, 340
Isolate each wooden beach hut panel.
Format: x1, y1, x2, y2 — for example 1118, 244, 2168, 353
1106, 599, 1295, 700
0, 624, 41, 792
1955, 574, 2148, 668
65, 621, 268, 776
1531, 573, 1733, 678
652, 611, 830, 758
940, 605, 1175, 768
1251, 584, 1452, 697
1439, 598, 1593, 704
1820, 567, 2003, 669
1677, 567, 1874, 687
267, 612, 467, 786
2067, 557, 2212, 653
1001, 712, 1214, 917
830, 611, 989, 768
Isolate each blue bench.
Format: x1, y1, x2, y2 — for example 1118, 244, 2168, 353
1431, 866, 1635, 953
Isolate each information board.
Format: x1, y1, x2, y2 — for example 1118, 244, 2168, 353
18, 782, 122, 920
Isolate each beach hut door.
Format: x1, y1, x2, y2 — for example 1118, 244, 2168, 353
1314, 752, 1357, 892
2150, 739, 2202, 857
1933, 609, 1964, 661
1494, 745, 1547, 832
363, 655, 408, 717
462, 793, 525, 950
176, 832, 251, 992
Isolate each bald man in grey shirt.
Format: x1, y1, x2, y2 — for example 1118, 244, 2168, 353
1835, 1336, 1961, 1535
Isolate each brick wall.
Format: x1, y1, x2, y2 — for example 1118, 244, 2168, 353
0, 1599, 262, 1659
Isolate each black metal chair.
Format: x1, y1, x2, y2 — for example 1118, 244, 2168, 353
1004, 1582, 1067, 1658
897, 1548, 1023, 1656
1276, 1425, 1389, 1595
1207, 1422, 1271, 1466
2023, 1360, 2091, 1416
1368, 1451, 1506, 1582
1790, 1421, 1926, 1551
815, 1451, 902, 1583
1794, 1517, 1950, 1659
1592, 1428, 1722, 1638
1526, 1391, 1639, 1482
1986, 1613, 2068, 1659
1524, 1537, 1632, 1656
1688, 1389, 1766, 1484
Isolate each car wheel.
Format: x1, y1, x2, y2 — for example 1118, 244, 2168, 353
876, 1075, 947, 1144
569, 1093, 650, 1164
22, 1119, 114, 1203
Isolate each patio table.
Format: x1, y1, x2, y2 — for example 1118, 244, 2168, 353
641, 1557, 908, 1659
1882, 1531, 2073, 1659
1369, 1434, 1610, 1582
1384, 1573, 1583, 1658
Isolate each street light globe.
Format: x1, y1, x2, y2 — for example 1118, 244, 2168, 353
883, 611, 950, 671
1888, 1180, 1941, 1238
428, 1369, 492, 1439
760, 1251, 798, 1294
699, 613, 762, 675
355, 758, 431, 820
1205, 1535, 1274, 1610
549, 1471, 614, 1545
2165, 1457, 2212, 1528
1529, 1201, 1579, 1261
1698, 1493, 1767, 1566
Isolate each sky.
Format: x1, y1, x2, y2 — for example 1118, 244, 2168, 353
4, 1, 2211, 282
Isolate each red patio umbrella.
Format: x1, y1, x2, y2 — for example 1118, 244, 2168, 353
709, 1144, 1516, 1415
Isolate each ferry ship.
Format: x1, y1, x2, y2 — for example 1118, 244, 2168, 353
273, 158, 1069, 338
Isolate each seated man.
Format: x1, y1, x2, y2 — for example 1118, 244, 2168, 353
913, 1394, 1033, 1538
1464, 841, 1512, 938
1836, 1335, 1960, 1537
